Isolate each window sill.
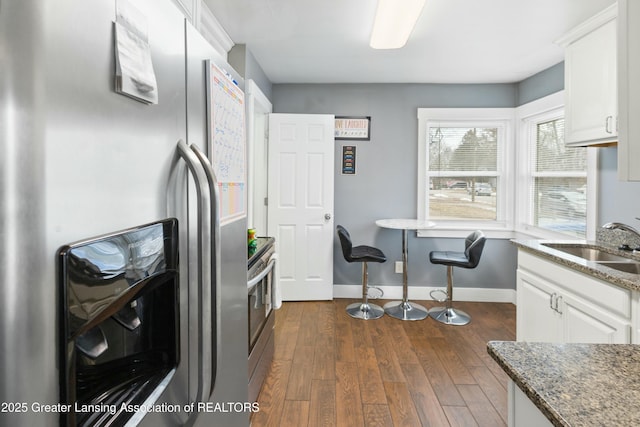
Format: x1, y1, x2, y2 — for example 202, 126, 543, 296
416, 225, 587, 241
513, 225, 587, 241
417, 226, 517, 239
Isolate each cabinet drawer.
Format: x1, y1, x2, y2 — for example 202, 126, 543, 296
518, 251, 631, 319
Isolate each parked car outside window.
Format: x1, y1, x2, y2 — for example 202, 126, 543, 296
467, 182, 492, 196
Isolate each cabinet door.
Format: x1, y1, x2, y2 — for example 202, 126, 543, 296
562, 294, 630, 343
564, 17, 617, 145
516, 270, 562, 343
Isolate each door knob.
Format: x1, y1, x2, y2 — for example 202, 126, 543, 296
324, 213, 332, 220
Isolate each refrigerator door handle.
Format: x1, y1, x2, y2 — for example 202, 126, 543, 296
190, 143, 222, 397
175, 140, 214, 416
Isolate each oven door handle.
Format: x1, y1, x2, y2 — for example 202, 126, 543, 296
247, 258, 276, 288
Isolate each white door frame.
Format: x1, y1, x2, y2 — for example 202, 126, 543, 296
246, 80, 272, 233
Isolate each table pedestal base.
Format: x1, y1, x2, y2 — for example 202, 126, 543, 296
383, 300, 429, 321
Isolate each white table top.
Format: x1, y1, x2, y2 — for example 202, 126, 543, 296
375, 218, 436, 230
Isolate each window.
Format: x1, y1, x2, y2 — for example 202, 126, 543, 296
428, 126, 498, 220
516, 92, 595, 240
417, 108, 514, 235
532, 118, 587, 237
417, 95, 595, 239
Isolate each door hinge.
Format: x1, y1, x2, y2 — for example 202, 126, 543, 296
264, 197, 268, 206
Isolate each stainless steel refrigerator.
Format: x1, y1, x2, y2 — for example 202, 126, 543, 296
0, 0, 248, 426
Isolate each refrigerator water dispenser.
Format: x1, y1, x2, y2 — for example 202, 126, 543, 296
58, 219, 179, 426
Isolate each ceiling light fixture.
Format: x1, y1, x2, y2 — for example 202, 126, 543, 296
369, 0, 427, 49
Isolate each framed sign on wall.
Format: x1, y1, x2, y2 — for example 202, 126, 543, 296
342, 145, 356, 175
335, 116, 371, 141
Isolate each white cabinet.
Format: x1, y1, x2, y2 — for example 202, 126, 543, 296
563, 290, 629, 343
557, 4, 617, 147
516, 270, 562, 343
170, 0, 234, 58
617, 0, 640, 181
509, 382, 553, 427
516, 251, 632, 344
171, 0, 199, 23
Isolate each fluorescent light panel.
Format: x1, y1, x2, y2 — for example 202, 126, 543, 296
370, 0, 426, 49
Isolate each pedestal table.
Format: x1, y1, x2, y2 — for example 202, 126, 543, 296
375, 219, 435, 321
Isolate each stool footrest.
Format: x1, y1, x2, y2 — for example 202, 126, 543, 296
367, 286, 384, 299
429, 289, 448, 303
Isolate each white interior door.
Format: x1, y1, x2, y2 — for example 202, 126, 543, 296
268, 113, 334, 301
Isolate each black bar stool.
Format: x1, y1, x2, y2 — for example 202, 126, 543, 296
336, 225, 386, 320
428, 230, 486, 325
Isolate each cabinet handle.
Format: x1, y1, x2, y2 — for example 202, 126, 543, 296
549, 293, 563, 314
555, 296, 563, 315
606, 115, 613, 134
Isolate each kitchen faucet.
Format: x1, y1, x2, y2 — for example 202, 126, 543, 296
602, 221, 640, 250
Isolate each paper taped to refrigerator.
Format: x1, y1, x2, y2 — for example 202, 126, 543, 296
114, 0, 158, 104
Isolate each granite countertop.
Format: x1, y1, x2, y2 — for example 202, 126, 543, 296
487, 341, 640, 427
512, 239, 640, 292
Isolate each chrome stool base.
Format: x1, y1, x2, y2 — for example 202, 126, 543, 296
429, 306, 471, 326
384, 301, 429, 321
346, 302, 384, 320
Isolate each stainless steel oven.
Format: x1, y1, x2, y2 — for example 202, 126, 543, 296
247, 237, 276, 402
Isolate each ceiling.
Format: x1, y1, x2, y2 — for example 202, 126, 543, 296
203, 0, 616, 84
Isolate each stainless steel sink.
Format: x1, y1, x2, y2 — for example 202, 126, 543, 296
542, 243, 640, 275
543, 244, 636, 262
597, 262, 640, 274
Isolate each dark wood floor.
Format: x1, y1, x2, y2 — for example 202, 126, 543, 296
251, 299, 516, 427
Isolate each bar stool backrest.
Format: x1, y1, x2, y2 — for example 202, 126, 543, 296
336, 225, 354, 263
463, 230, 486, 268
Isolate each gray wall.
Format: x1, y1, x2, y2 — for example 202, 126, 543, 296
517, 62, 564, 106
272, 83, 519, 291
228, 44, 273, 100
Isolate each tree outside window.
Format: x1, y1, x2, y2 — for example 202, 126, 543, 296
428, 126, 499, 221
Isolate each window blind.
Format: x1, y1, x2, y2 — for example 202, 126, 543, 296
532, 118, 587, 237
428, 126, 498, 221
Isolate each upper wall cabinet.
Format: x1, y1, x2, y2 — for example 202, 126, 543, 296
170, 0, 234, 58
618, 0, 640, 181
557, 4, 617, 147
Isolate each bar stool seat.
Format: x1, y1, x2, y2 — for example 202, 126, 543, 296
429, 230, 486, 325
337, 225, 386, 320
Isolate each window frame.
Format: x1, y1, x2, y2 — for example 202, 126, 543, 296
417, 108, 515, 238
515, 92, 597, 240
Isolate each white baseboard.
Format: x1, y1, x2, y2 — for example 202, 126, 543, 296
333, 284, 516, 304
